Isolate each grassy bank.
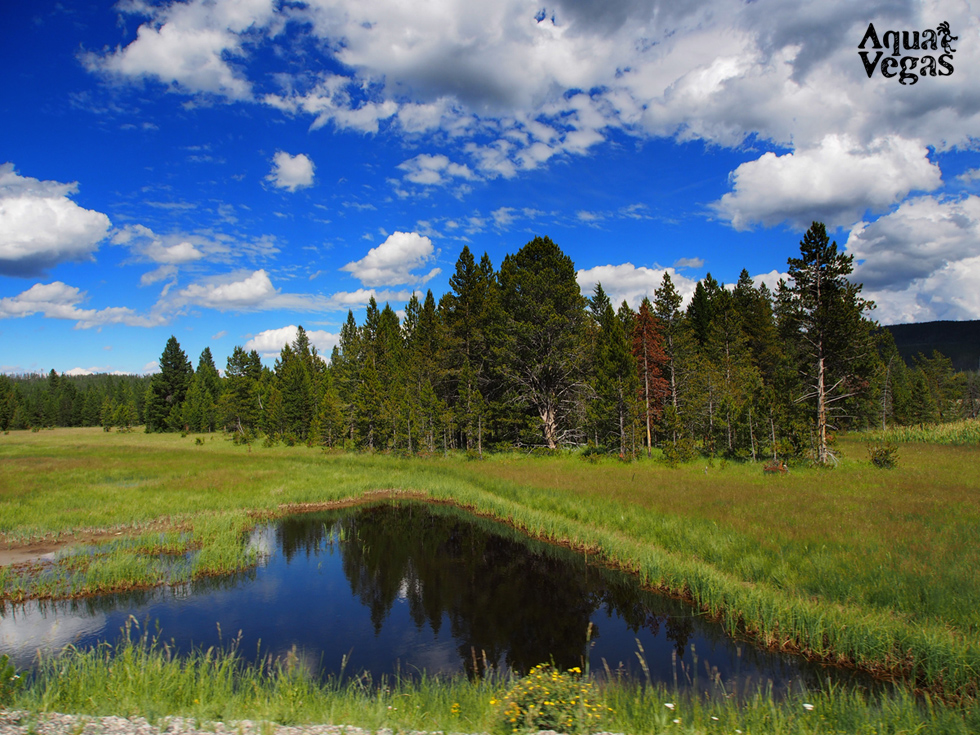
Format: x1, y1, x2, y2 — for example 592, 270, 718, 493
7, 626, 979, 734
1, 426, 979, 724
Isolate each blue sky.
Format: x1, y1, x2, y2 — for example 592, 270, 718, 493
2, 0, 979, 375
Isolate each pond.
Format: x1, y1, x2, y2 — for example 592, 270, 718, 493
0, 502, 877, 695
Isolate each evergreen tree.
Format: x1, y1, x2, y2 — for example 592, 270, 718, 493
686, 273, 720, 347
778, 222, 876, 464
442, 247, 497, 450
497, 236, 587, 449
0, 375, 17, 432
220, 346, 262, 436
913, 350, 962, 422
633, 297, 669, 457
145, 336, 194, 432
587, 288, 637, 454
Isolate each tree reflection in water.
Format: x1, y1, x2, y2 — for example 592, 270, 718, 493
278, 503, 697, 677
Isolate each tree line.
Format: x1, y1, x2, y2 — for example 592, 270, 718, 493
3, 225, 978, 462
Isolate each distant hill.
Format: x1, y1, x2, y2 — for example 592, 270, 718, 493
884, 320, 980, 372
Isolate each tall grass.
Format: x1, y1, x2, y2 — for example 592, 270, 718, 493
863, 418, 980, 446
9, 626, 980, 734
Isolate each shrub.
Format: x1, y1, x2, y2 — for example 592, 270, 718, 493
495, 663, 610, 735
868, 442, 899, 469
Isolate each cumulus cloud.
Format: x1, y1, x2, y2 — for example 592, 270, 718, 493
171, 269, 342, 313
0, 281, 163, 329
83, 0, 980, 177
176, 269, 277, 310
713, 135, 942, 230
81, 0, 980, 271
863, 255, 980, 325
847, 196, 980, 291
113, 224, 205, 267
842, 195, 980, 323
576, 263, 698, 309
64, 366, 129, 376
341, 232, 440, 287
82, 0, 279, 99
243, 324, 339, 358
267, 151, 315, 192
0, 164, 112, 277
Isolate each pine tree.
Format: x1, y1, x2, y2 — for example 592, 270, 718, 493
497, 236, 587, 449
220, 346, 262, 437
778, 222, 876, 464
632, 297, 669, 457
145, 336, 193, 432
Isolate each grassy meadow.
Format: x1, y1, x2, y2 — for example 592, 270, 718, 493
1, 425, 979, 732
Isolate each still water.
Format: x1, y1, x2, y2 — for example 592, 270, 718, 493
1, 502, 874, 694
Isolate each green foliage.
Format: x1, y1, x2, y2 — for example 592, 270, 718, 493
0, 654, 22, 705
495, 664, 609, 735
778, 222, 877, 464
497, 236, 587, 449
867, 442, 899, 469
145, 336, 193, 433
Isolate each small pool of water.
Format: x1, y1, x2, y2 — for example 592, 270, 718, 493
0, 502, 879, 696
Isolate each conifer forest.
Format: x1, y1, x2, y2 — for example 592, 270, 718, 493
3, 225, 978, 464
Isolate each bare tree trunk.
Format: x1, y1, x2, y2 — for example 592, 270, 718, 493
540, 404, 558, 449
816, 351, 827, 464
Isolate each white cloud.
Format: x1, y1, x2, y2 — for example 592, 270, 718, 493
326, 288, 414, 309
863, 255, 980, 325
341, 231, 440, 287
752, 269, 788, 293
673, 257, 704, 269
172, 269, 343, 313
83, 0, 279, 99
243, 325, 339, 358
491, 207, 517, 228
140, 265, 178, 286
713, 135, 942, 231
64, 366, 130, 376
576, 263, 698, 309
82, 0, 980, 185
847, 195, 980, 292
398, 154, 476, 186
174, 269, 277, 310
0, 163, 112, 276
0, 281, 164, 329
843, 195, 980, 322
112, 223, 280, 269
267, 151, 315, 192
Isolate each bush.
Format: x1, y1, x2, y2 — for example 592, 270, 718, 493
495, 663, 610, 735
580, 442, 607, 463
868, 442, 899, 469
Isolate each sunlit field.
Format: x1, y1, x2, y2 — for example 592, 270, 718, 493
1, 426, 979, 732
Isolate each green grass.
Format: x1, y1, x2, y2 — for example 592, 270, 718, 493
1, 426, 980, 726
6, 626, 979, 734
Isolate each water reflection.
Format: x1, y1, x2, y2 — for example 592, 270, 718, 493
1, 503, 878, 696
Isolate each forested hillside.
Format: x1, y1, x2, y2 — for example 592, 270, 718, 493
3, 227, 978, 462
884, 320, 980, 372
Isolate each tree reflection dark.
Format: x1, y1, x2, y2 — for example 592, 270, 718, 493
280, 503, 698, 676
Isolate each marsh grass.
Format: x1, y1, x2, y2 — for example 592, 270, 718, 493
864, 419, 980, 446
9, 627, 980, 734
2, 428, 979, 702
